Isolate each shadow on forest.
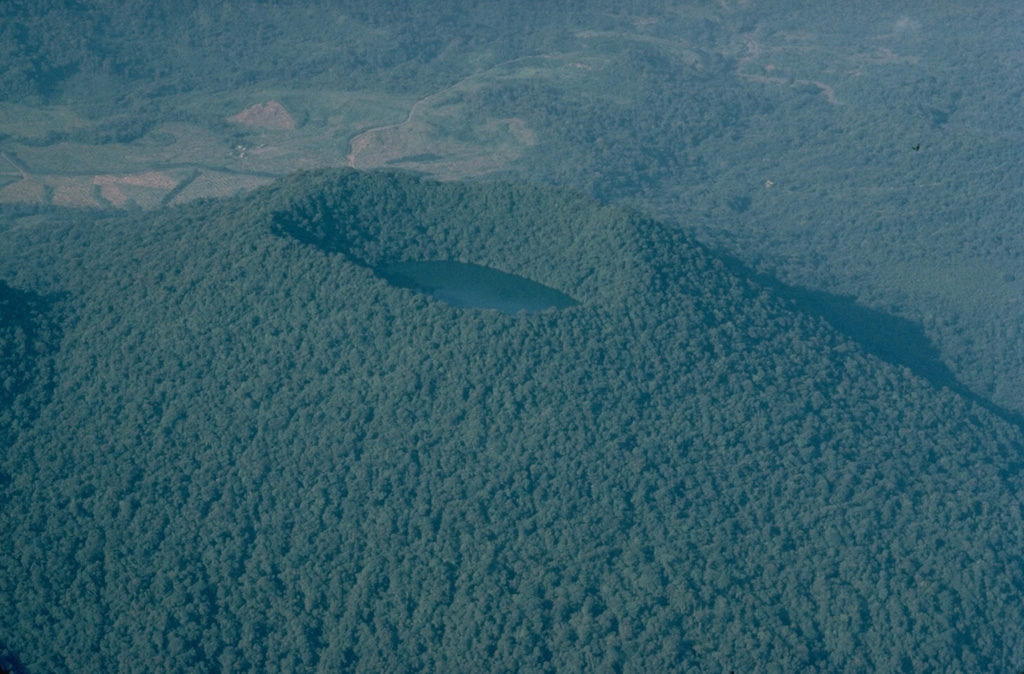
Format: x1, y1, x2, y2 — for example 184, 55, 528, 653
270, 207, 1024, 430
718, 253, 1024, 431
271, 214, 375, 269
272, 210, 579, 313
0, 281, 63, 414
0, 642, 29, 674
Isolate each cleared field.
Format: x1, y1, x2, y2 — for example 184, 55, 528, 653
0, 90, 440, 210
0, 82, 540, 208
0, 103, 90, 139
50, 177, 102, 208
167, 170, 275, 205
0, 178, 46, 205
93, 171, 185, 209
0, 175, 19, 191
9, 141, 162, 176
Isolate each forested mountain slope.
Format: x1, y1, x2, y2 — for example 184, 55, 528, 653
2, 1, 1020, 418
1, 169, 1022, 672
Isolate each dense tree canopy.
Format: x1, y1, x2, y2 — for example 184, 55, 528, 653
1, 169, 1022, 672
1, 0, 1020, 417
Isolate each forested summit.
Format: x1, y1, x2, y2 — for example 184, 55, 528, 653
1, 169, 1022, 673
264, 168, 711, 310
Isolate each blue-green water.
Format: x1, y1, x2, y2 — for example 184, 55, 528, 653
379, 260, 578, 314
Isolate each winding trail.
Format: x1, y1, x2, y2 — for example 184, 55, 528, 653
733, 31, 842, 105
1, 151, 29, 178
346, 54, 556, 168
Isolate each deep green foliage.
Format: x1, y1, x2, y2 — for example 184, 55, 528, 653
1, 0, 1020, 417
0, 279, 58, 447
1, 169, 1022, 672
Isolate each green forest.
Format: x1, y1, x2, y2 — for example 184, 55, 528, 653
0, 0, 1019, 418
2, 0, 1023, 671
1, 169, 1023, 672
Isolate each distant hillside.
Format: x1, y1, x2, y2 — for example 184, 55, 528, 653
1, 169, 1022, 673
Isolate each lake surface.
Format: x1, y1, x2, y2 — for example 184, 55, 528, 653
379, 260, 579, 314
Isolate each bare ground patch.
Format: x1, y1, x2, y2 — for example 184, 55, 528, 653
228, 101, 297, 130
93, 171, 179, 207
0, 178, 46, 205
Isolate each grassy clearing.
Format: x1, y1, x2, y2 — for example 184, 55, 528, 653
11, 141, 159, 176
168, 171, 275, 205
0, 88, 438, 209
0, 103, 90, 139
0, 179, 46, 205
0, 49, 625, 210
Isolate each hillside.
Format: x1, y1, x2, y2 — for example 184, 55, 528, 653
2, 1, 1021, 419
1, 169, 1023, 673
